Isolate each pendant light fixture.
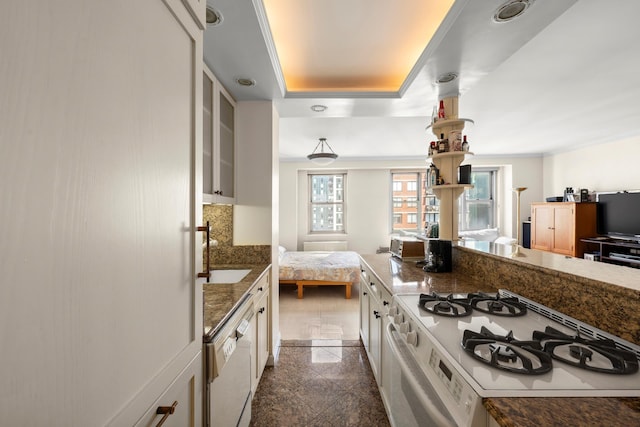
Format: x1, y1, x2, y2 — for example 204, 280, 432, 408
307, 138, 338, 165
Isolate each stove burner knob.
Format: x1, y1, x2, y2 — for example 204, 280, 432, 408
399, 322, 410, 334
406, 331, 418, 346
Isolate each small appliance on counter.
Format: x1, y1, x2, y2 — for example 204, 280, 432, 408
390, 237, 425, 260
423, 239, 452, 272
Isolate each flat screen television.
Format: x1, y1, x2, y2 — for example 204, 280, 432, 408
596, 191, 640, 242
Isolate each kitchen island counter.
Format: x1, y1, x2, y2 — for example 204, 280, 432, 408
359, 253, 496, 295
359, 252, 640, 427
202, 263, 270, 342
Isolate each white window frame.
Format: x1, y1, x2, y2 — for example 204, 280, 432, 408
308, 173, 346, 234
459, 167, 498, 231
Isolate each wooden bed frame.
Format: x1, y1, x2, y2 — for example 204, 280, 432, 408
279, 279, 353, 299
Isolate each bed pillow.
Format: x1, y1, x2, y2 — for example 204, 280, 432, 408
278, 245, 287, 260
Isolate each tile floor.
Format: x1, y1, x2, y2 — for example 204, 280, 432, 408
278, 282, 360, 340
250, 283, 391, 426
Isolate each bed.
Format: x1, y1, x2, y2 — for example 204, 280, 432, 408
278, 248, 361, 299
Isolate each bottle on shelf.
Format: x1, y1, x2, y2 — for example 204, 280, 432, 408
428, 163, 439, 187
432, 106, 438, 124
428, 140, 437, 156
462, 135, 469, 152
438, 133, 449, 153
438, 100, 446, 120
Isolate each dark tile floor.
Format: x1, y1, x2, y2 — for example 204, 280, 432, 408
250, 340, 391, 427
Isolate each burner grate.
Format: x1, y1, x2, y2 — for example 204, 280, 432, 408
462, 326, 553, 375
499, 289, 640, 362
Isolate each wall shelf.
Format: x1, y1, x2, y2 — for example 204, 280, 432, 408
426, 118, 475, 133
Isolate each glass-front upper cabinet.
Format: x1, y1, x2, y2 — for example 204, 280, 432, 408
203, 64, 235, 204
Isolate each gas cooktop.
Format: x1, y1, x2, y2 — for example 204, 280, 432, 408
392, 290, 640, 397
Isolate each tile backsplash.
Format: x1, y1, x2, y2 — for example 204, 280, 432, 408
202, 204, 271, 266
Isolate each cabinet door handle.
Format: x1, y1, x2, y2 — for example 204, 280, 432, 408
258, 307, 265, 314
373, 310, 381, 319
258, 287, 263, 292
197, 221, 211, 282
155, 401, 178, 427
383, 301, 389, 306
363, 291, 367, 296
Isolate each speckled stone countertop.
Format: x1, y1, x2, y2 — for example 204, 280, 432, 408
359, 253, 497, 295
202, 264, 270, 342
360, 251, 640, 427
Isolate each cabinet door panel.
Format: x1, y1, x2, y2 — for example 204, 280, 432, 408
135, 353, 202, 427
531, 205, 553, 251
203, 71, 214, 195
553, 205, 576, 255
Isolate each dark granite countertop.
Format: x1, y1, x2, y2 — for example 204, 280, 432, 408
202, 263, 271, 342
359, 253, 497, 295
359, 252, 640, 427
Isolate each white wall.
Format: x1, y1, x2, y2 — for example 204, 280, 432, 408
233, 100, 281, 360
279, 156, 543, 254
543, 135, 640, 196
234, 101, 276, 245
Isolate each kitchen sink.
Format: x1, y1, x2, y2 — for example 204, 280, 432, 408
208, 269, 251, 284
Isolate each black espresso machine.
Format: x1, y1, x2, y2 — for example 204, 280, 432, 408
421, 239, 452, 272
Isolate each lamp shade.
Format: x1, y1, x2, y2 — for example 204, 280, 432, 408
307, 138, 338, 165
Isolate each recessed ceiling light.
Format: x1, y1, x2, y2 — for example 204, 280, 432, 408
493, 0, 535, 23
310, 105, 328, 112
205, 6, 223, 27
235, 78, 256, 87
436, 72, 458, 84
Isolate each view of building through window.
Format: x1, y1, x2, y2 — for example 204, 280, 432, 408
309, 173, 345, 233
391, 172, 431, 233
391, 168, 497, 234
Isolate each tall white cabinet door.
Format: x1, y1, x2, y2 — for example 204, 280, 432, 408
0, 1, 203, 426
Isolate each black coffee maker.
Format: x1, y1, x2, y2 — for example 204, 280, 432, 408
423, 239, 452, 273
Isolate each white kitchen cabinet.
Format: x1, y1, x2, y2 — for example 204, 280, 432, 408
1, 1, 204, 425
359, 266, 371, 351
203, 64, 236, 204
181, 0, 206, 28
134, 352, 202, 427
251, 268, 271, 395
359, 262, 390, 385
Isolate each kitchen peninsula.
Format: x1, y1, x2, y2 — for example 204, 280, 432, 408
360, 242, 640, 427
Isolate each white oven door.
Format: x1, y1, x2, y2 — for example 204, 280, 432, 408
384, 323, 457, 427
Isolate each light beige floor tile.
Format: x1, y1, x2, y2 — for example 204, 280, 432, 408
279, 284, 360, 341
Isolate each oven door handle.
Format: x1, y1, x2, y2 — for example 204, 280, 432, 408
385, 322, 457, 427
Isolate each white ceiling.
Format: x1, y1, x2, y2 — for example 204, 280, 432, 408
203, 0, 640, 161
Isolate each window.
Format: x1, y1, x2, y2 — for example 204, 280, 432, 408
391, 168, 499, 235
309, 173, 345, 233
391, 171, 430, 233
459, 168, 498, 231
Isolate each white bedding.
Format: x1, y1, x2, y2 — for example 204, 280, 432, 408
278, 251, 361, 284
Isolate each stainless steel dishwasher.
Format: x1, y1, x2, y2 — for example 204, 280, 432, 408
206, 296, 254, 427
